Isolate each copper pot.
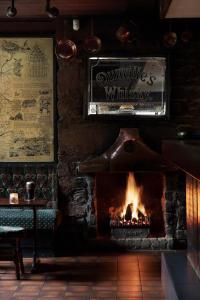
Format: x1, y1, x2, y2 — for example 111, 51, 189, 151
116, 21, 137, 43
83, 17, 102, 54
55, 39, 77, 59
83, 35, 102, 53
181, 31, 193, 43
163, 32, 177, 48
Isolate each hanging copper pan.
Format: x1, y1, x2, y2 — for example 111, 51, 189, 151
55, 39, 77, 59
116, 20, 138, 44
83, 17, 102, 53
55, 19, 77, 60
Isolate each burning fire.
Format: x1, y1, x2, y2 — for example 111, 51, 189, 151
109, 172, 150, 228
121, 172, 146, 220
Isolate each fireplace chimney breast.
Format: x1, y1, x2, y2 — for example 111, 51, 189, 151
78, 128, 176, 173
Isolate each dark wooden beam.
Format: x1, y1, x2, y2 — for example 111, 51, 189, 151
0, 0, 157, 19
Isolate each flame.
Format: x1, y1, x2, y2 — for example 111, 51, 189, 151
121, 172, 146, 220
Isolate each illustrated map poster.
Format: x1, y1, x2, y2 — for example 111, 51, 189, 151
88, 57, 167, 116
0, 37, 54, 162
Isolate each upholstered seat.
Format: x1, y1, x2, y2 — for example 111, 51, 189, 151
0, 225, 25, 236
0, 208, 56, 230
0, 225, 25, 279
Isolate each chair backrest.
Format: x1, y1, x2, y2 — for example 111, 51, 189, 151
0, 165, 57, 208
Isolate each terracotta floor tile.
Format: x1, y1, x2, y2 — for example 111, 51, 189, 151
0, 285, 18, 291
142, 291, 165, 298
10, 295, 39, 300
93, 281, 117, 286
39, 291, 66, 297
17, 286, 42, 292
117, 280, 141, 286
117, 291, 143, 298
0, 292, 14, 297
0, 253, 166, 300
97, 256, 118, 263
118, 274, 141, 281
68, 281, 93, 286
68, 286, 92, 292
63, 297, 89, 300
65, 291, 92, 297
143, 298, 166, 300
43, 280, 67, 285
91, 291, 117, 298
142, 286, 164, 291
19, 281, 44, 286
92, 286, 117, 291
42, 285, 67, 291
90, 298, 116, 300
13, 291, 40, 296
117, 298, 142, 300
117, 285, 142, 292
141, 280, 162, 286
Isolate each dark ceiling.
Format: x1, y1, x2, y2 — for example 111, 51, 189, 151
0, 0, 158, 19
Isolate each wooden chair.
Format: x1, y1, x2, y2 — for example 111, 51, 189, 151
0, 226, 25, 279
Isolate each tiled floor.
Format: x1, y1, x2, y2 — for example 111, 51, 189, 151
0, 253, 166, 300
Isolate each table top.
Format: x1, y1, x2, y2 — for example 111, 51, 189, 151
0, 198, 48, 207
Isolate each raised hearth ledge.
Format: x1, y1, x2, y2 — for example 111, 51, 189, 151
162, 140, 200, 181
111, 237, 174, 250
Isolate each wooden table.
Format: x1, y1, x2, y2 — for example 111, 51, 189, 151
0, 198, 48, 272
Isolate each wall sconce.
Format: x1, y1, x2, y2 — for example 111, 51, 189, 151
6, 0, 17, 18
73, 18, 80, 31
46, 0, 59, 19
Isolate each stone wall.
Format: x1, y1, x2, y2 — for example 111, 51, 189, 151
56, 19, 199, 229
1, 17, 199, 250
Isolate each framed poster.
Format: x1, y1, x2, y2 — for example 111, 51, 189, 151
87, 56, 168, 117
0, 37, 55, 162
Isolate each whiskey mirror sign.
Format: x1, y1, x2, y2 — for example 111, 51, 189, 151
87, 57, 168, 117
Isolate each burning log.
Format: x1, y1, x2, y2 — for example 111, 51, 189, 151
108, 172, 150, 236
125, 203, 132, 221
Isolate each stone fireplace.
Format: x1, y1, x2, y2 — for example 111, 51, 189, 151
75, 128, 187, 250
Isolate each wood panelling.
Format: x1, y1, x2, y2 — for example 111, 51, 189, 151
0, 0, 157, 18
186, 174, 200, 278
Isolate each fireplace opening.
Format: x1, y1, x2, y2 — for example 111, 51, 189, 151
95, 171, 165, 239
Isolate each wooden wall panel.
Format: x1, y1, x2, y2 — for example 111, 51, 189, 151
186, 174, 200, 278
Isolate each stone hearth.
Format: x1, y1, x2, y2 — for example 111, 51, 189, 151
66, 129, 187, 250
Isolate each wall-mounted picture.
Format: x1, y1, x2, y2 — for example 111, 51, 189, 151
87, 57, 168, 117
0, 37, 55, 162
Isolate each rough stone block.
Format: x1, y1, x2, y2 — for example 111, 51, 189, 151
176, 229, 187, 240
158, 238, 168, 249
141, 239, 151, 249
165, 213, 175, 226
165, 200, 175, 212
166, 238, 174, 249
150, 238, 160, 249
176, 192, 186, 206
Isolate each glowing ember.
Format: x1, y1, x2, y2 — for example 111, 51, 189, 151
109, 172, 150, 228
